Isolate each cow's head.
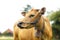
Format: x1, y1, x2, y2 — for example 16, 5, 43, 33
21, 7, 46, 16
18, 7, 46, 29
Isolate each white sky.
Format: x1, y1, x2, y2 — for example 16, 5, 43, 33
0, 0, 60, 33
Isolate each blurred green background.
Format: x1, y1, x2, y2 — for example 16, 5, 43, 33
48, 10, 60, 40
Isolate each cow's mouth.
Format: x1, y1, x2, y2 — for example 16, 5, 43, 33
17, 22, 35, 29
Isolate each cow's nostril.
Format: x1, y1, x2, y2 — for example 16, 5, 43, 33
17, 22, 26, 29
17, 22, 23, 27
19, 22, 23, 24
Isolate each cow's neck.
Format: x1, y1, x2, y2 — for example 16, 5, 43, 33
35, 16, 45, 39
36, 16, 44, 30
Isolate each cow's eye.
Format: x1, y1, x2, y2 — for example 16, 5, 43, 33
29, 14, 35, 18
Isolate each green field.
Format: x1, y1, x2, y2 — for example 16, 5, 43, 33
0, 36, 13, 40
0, 36, 60, 40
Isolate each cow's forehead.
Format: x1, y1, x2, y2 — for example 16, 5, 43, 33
27, 9, 39, 14
24, 8, 40, 17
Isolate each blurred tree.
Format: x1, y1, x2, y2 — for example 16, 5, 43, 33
24, 5, 32, 12
48, 10, 60, 39
0, 32, 2, 36
3, 29, 13, 36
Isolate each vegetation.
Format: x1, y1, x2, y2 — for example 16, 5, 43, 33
23, 5, 32, 12
48, 10, 60, 40
0, 29, 13, 36
0, 36, 13, 40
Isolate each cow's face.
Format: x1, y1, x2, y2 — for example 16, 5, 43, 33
18, 7, 46, 28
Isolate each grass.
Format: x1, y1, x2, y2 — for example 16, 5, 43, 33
0, 36, 13, 40
52, 38, 60, 40
0, 36, 60, 40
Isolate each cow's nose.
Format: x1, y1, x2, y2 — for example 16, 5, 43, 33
19, 22, 23, 24
17, 22, 23, 27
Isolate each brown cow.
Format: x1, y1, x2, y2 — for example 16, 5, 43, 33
13, 7, 52, 40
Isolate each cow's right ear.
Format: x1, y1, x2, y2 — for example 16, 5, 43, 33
21, 12, 26, 16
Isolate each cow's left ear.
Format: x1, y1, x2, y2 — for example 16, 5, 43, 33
21, 12, 26, 16
40, 7, 46, 15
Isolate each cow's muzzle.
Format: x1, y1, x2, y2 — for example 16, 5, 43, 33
17, 22, 24, 29
17, 21, 36, 29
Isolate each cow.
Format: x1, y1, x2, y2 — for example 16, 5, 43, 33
13, 7, 52, 40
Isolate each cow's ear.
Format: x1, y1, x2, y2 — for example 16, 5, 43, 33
40, 7, 46, 15
21, 12, 26, 16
